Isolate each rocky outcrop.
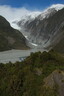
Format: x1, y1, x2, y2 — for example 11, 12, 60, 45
44, 70, 64, 96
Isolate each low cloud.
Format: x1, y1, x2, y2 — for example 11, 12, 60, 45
0, 5, 31, 22
0, 5, 41, 29
0, 4, 64, 28
0, 5, 41, 23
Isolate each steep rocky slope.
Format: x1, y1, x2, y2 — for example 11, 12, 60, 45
23, 8, 64, 47
17, 7, 64, 53
53, 26, 64, 53
44, 70, 64, 96
0, 16, 29, 51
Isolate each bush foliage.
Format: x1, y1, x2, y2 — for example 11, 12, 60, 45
0, 50, 64, 96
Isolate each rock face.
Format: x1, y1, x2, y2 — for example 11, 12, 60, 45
44, 70, 64, 96
26, 8, 64, 48
24, 8, 57, 47
17, 7, 64, 53
17, 8, 57, 48
0, 16, 29, 51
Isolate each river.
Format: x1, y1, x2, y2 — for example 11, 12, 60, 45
0, 49, 45, 64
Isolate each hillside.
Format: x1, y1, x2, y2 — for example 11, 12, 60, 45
53, 26, 64, 53
0, 50, 64, 96
0, 16, 29, 51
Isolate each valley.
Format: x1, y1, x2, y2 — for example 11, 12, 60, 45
15, 5, 64, 53
0, 3, 64, 96
0, 4, 64, 63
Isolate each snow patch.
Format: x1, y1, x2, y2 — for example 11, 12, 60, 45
30, 42, 38, 46
50, 4, 64, 11
10, 22, 21, 30
25, 36, 38, 47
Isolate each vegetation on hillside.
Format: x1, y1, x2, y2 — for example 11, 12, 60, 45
0, 50, 64, 96
0, 16, 29, 51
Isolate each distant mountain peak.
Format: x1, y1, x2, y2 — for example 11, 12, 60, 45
37, 8, 57, 20
37, 4, 64, 20
49, 4, 64, 11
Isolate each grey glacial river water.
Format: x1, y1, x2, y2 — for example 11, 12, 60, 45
0, 49, 45, 63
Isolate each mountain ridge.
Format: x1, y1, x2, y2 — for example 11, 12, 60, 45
16, 6, 64, 53
0, 16, 29, 51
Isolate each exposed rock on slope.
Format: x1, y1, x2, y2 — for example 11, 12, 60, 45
44, 70, 64, 96
23, 8, 64, 48
17, 8, 57, 47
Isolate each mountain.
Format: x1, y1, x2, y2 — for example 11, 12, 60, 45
16, 11, 41, 27
0, 16, 29, 51
22, 8, 57, 47
15, 4, 64, 53
0, 50, 64, 96
16, 7, 57, 48
17, 4, 64, 28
